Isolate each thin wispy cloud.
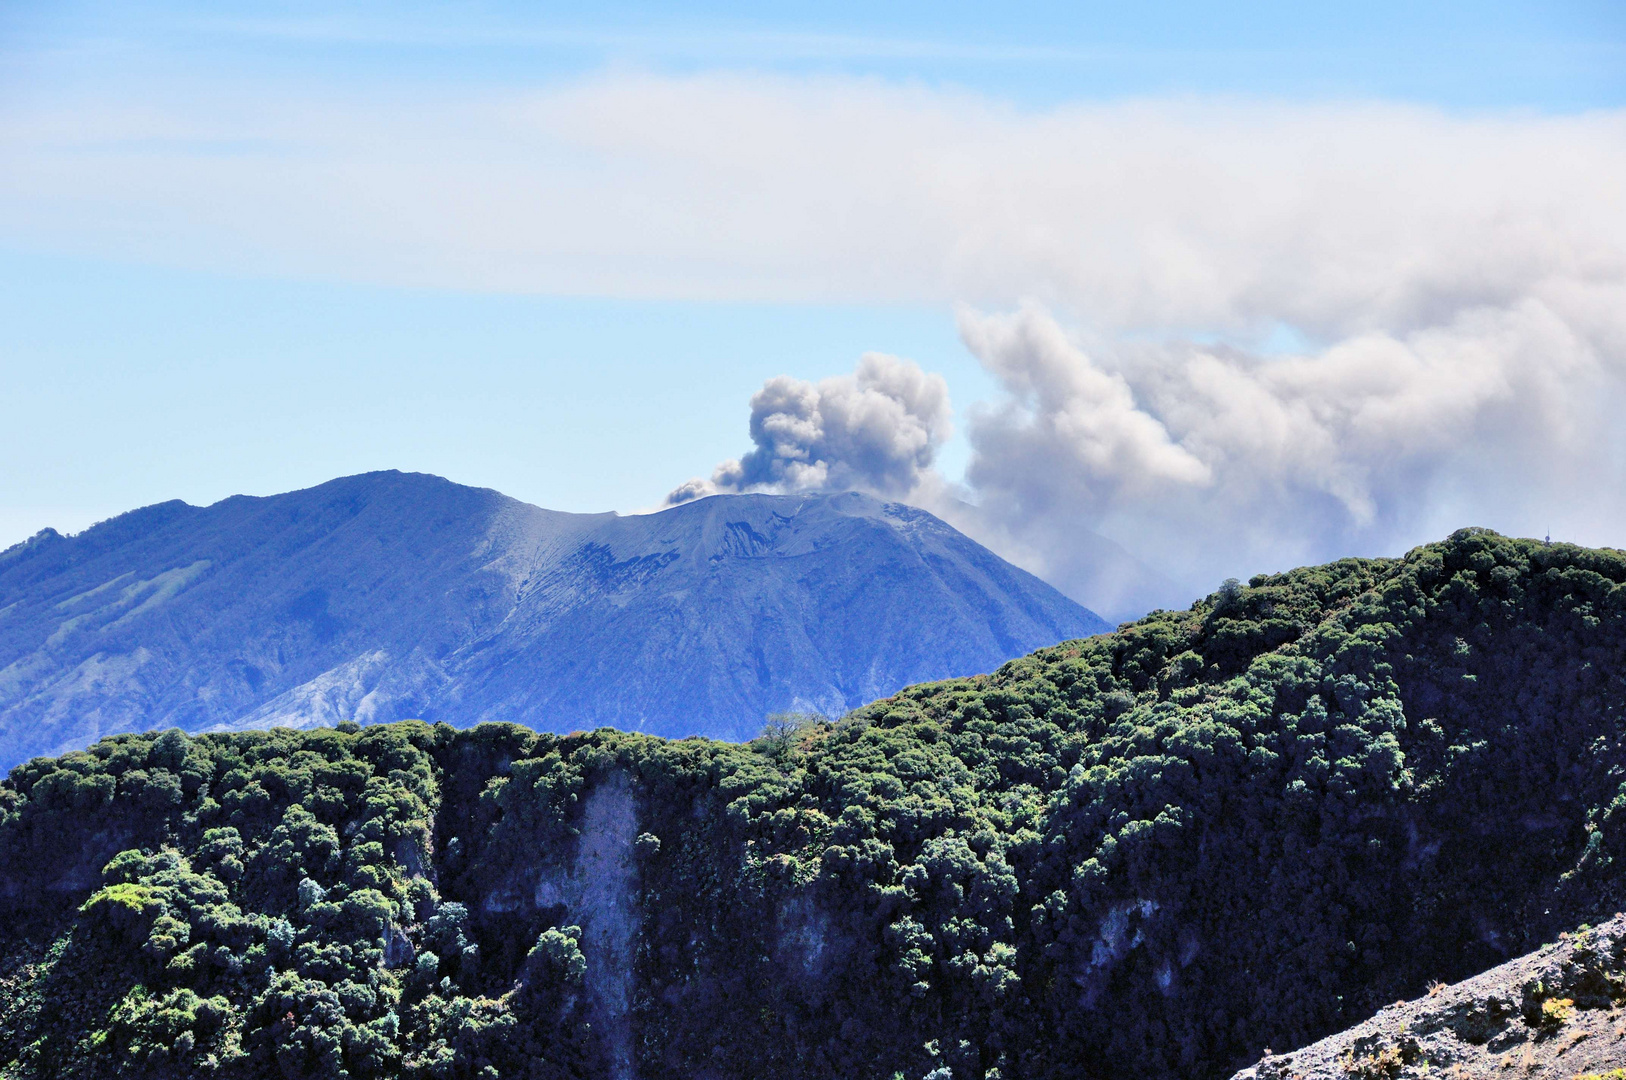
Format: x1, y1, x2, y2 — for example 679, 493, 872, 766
9, 72, 1621, 303
189, 15, 1106, 64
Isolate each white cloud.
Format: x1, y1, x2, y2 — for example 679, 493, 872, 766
7, 72, 1622, 316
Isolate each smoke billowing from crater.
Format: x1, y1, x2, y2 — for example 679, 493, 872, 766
667, 353, 951, 505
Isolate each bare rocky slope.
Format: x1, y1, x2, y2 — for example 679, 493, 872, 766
1231, 914, 1626, 1080
0, 472, 1105, 767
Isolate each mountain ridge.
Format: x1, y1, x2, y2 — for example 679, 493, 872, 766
0, 471, 1107, 766
3, 527, 1626, 1079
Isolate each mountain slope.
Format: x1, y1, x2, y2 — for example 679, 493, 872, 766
3, 528, 1626, 1079
0, 472, 1107, 765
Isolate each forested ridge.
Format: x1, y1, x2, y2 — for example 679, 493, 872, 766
4, 527, 1626, 1079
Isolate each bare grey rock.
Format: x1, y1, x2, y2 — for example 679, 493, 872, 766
382, 925, 416, 969
0, 471, 1108, 766
518, 773, 639, 1080
572, 773, 639, 1080
1231, 913, 1626, 1080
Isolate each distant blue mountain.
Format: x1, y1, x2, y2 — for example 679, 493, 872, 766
0, 471, 1109, 766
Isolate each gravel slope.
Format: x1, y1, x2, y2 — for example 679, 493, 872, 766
1231, 913, 1626, 1080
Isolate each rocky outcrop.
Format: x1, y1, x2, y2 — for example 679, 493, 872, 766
1231, 914, 1626, 1080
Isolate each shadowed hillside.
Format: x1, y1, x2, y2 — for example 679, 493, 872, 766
0, 472, 1106, 766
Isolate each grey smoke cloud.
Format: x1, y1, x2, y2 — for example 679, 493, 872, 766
955, 297, 1624, 613
691, 288, 1624, 622
668, 353, 951, 504
959, 307, 1211, 517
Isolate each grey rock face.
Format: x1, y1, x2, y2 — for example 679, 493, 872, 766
1231, 913, 1626, 1080
0, 471, 1107, 766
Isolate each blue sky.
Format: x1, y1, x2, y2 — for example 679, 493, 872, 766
7, 2, 1623, 107
3, 0, 1624, 610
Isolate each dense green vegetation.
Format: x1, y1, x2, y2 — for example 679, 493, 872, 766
4, 528, 1626, 1079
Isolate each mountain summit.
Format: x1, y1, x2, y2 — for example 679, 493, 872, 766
0, 471, 1106, 765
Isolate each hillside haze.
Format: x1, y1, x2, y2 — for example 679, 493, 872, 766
0, 472, 1106, 766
